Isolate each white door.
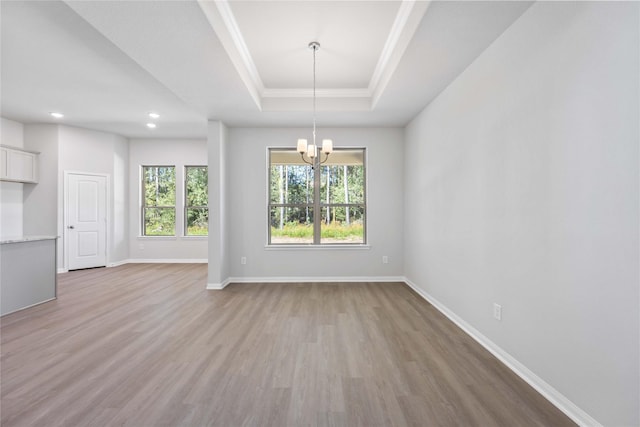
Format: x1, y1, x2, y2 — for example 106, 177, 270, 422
67, 173, 107, 270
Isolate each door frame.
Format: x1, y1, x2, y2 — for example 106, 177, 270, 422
63, 171, 110, 272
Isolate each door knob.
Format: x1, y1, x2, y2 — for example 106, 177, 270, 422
68, 225, 75, 229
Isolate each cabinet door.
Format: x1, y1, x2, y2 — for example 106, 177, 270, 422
0, 148, 7, 179
8, 150, 37, 183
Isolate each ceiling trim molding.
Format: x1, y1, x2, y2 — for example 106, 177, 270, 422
214, 1, 264, 92
368, 1, 416, 94
197, 0, 264, 110
262, 88, 371, 99
369, 0, 431, 108
200, 0, 429, 112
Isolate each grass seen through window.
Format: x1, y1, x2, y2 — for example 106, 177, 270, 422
271, 221, 364, 244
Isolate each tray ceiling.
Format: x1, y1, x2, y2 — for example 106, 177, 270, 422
0, 1, 533, 138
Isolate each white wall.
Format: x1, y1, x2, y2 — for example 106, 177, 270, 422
225, 127, 404, 281
0, 117, 25, 238
128, 139, 208, 261
58, 125, 129, 269
404, 2, 638, 426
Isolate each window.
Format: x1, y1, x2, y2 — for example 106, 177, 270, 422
142, 166, 176, 236
185, 166, 208, 236
268, 148, 366, 245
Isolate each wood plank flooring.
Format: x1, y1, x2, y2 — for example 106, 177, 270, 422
1, 264, 575, 426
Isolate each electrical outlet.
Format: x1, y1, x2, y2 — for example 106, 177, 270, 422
138, 243, 144, 250
240, 256, 247, 265
493, 303, 502, 321
382, 256, 388, 264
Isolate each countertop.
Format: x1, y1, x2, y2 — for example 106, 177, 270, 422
0, 235, 58, 245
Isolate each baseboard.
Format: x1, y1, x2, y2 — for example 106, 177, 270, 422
61, 260, 128, 272
224, 276, 406, 284
403, 278, 601, 427
107, 259, 129, 268
206, 278, 231, 290
65, 259, 206, 271
126, 258, 207, 264
206, 276, 405, 290
1, 297, 57, 317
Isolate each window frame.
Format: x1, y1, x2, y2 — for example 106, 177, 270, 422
267, 147, 367, 246
141, 165, 176, 237
184, 165, 209, 237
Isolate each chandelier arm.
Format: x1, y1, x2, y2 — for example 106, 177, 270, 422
300, 152, 314, 167
319, 152, 330, 166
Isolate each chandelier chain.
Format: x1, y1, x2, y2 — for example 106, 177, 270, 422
312, 43, 317, 147
298, 41, 330, 169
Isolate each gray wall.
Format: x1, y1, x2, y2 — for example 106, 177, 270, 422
0, 117, 25, 238
23, 125, 59, 239
58, 125, 129, 268
224, 127, 404, 281
207, 121, 229, 287
23, 124, 130, 270
403, 2, 639, 426
128, 138, 208, 262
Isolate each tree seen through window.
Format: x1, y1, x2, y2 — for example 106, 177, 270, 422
185, 166, 208, 236
142, 166, 175, 236
269, 148, 366, 244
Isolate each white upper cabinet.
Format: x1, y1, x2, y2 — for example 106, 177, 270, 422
0, 145, 39, 183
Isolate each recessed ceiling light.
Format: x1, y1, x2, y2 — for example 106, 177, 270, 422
148, 112, 160, 119
146, 123, 157, 129
50, 112, 64, 118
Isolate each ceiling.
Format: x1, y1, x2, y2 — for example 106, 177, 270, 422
0, 1, 533, 139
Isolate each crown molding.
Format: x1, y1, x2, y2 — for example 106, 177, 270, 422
262, 88, 371, 99
199, 0, 430, 110
197, 0, 264, 110
369, 1, 416, 93
369, 0, 431, 108
261, 96, 372, 112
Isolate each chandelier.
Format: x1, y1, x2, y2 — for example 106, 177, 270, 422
297, 41, 332, 168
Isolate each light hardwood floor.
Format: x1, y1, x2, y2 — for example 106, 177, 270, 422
1, 264, 575, 426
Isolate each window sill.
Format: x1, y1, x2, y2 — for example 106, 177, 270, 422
137, 236, 208, 240
265, 244, 371, 251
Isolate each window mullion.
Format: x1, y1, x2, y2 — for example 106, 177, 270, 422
313, 165, 321, 244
